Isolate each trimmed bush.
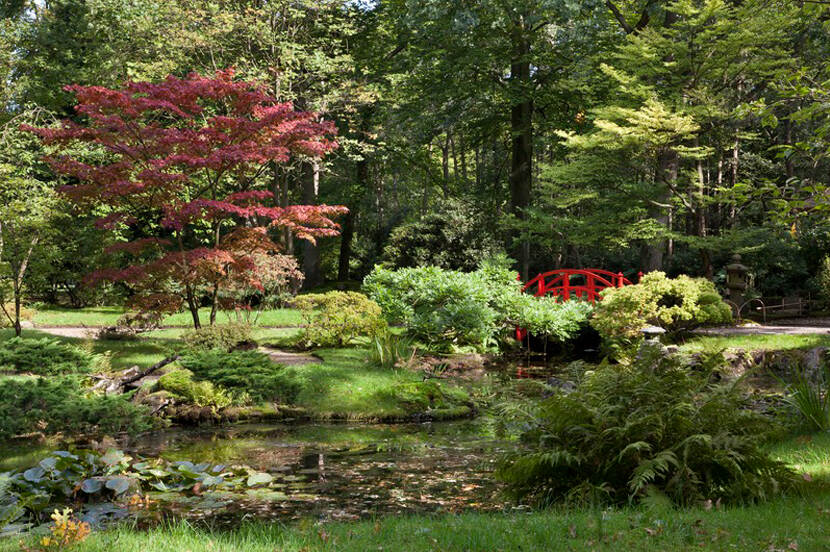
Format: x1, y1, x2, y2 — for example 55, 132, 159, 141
591, 272, 732, 340
497, 347, 795, 507
294, 291, 386, 347
0, 337, 96, 375
179, 350, 301, 404
180, 323, 255, 352
0, 376, 155, 440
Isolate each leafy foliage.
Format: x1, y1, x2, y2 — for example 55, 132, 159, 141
157, 369, 233, 409
778, 364, 830, 432
0, 376, 154, 441
0, 338, 95, 376
180, 323, 255, 353
294, 291, 386, 347
364, 261, 592, 349
382, 201, 503, 272
23, 70, 345, 327
591, 272, 732, 340
497, 347, 796, 507
178, 350, 301, 404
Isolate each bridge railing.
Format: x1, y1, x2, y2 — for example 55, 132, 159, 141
515, 268, 641, 341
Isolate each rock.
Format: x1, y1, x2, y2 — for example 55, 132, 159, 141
545, 376, 576, 393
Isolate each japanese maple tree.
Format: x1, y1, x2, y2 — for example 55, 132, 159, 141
24, 69, 346, 327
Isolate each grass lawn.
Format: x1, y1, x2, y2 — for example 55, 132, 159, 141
283, 348, 470, 421
679, 333, 830, 353
31, 306, 304, 327
3, 494, 827, 551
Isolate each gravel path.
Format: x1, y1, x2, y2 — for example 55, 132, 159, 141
694, 324, 830, 336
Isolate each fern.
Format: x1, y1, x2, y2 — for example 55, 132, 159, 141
497, 350, 797, 506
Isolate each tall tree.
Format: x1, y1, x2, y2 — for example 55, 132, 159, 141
25, 70, 346, 327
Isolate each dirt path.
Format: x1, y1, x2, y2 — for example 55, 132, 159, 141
259, 347, 321, 366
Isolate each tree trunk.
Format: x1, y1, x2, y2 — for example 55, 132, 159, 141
509, 34, 533, 280
186, 287, 201, 329
337, 208, 355, 282
13, 284, 21, 337
644, 149, 678, 272
441, 134, 450, 196
301, 160, 322, 289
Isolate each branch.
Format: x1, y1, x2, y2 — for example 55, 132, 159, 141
606, 1, 634, 33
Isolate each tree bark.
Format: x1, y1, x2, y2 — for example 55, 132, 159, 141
301, 160, 322, 289
509, 32, 533, 280
644, 149, 678, 272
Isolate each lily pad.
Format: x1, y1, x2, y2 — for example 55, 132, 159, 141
80, 478, 103, 494
246, 472, 274, 487
105, 476, 131, 494
23, 467, 45, 482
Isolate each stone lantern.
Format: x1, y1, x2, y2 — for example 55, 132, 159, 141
725, 254, 749, 304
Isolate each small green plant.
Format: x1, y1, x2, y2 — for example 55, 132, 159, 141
157, 369, 233, 409
180, 323, 255, 352
0, 338, 96, 375
178, 350, 301, 403
294, 291, 386, 347
369, 332, 417, 370
778, 365, 830, 432
497, 350, 795, 507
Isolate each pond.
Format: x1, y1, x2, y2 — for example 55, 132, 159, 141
1, 420, 518, 523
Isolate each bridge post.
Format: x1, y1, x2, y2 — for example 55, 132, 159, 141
562, 274, 570, 300
616, 272, 624, 288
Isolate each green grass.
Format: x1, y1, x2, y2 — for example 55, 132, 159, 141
679, 333, 830, 353
768, 432, 830, 479
284, 348, 470, 421
4, 496, 829, 552
31, 306, 303, 327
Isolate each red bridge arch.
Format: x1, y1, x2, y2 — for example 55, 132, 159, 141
515, 268, 642, 341
521, 268, 641, 302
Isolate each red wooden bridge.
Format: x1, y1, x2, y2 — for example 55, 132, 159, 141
515, 268, 642, 341
521, 268, 641, 301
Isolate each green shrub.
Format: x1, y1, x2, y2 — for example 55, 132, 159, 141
0, 337, 96, 375
180, 323, 255, 352
497, 348, 795, 507
591, 272, 732, 340
0, 376, 155, 440
363, 259, 592, 349
178, 350, 301, 403
294, 291, 386, 347
157, 369, 233, 409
